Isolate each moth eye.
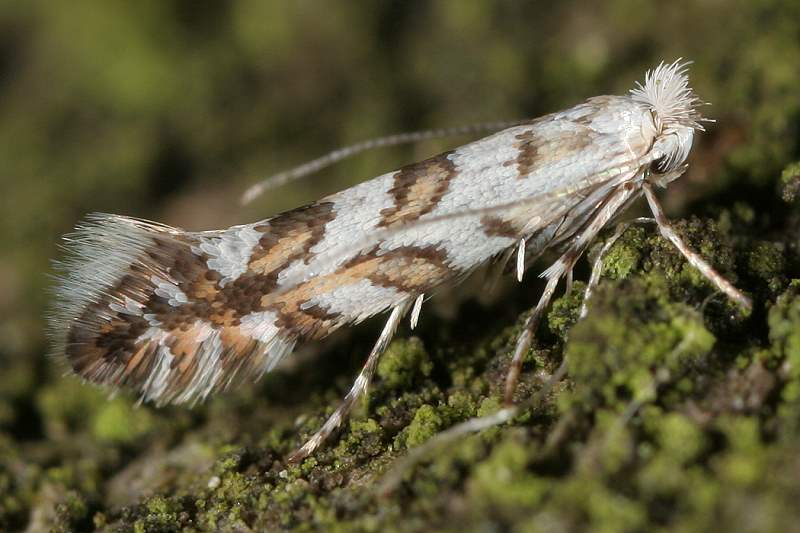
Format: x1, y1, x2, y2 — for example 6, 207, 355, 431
651, 154, 667, 172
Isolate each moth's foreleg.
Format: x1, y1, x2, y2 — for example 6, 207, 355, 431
580, 217, 656, 319
288, 300, 411, 463
643, 184, 752, 310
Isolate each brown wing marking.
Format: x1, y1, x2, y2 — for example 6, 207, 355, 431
480, 216, 520, 239
259, 245, 452, 340
507, 126, 594, 179
379, 151, 457, 227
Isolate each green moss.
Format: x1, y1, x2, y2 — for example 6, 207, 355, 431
653, 413, 706, 464
714, 417, 766, 488
4, 3, 800, 531
91, 399, 153, 444
768, 282, 800, 431
445, 390, 477, 420
468, 437, 549, 515
647, 217, 740, 302
400, 404, 444, 449
637, 409, 710, 504
35, 378, 107, 440
747, 241, 787, 294
781, 161, 800, 203
547, 281, 587, 340
565, 276, 715, 409
52, 490, 90, 533
476, 396, 502, 418
131, 495, 185, 532
572, 479, 647, 533
376, 338, 433, 390
601, 226, 648, 280
336, 418, 384, 458
769, 281, 800, 369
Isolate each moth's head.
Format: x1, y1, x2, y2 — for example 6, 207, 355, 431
630, 59, 707, 178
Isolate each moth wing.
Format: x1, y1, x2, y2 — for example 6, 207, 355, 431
51, 214, 297, 405
268, 97, 656, 299
51, 96, 654, 405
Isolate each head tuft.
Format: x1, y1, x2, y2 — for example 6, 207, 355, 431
630, 59, 707, 132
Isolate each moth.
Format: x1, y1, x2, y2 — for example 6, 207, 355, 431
50, 60, 750, 461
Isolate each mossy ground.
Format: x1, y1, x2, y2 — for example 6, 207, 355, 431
1, 2, 800, 532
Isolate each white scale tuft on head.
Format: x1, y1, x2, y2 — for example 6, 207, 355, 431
630, 59, 706, 132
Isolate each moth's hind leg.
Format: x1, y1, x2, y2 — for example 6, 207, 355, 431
288, 301, 411, 463
504, 271, 562, 405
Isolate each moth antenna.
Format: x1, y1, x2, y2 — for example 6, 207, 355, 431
241, 120, 522, 205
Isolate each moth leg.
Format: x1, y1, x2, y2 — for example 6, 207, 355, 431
516, 238, 526, 282
410, 293, 424, 330
580, 217, 655, 319
503, 183, 642, 405
503, 254, 576, 405
288, 301, 411, 462
643, 184, 752, 310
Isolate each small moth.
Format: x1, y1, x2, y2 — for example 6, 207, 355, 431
50, 60, 750, 461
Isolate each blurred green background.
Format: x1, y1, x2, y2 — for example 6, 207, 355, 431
0, 1, 799, 531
